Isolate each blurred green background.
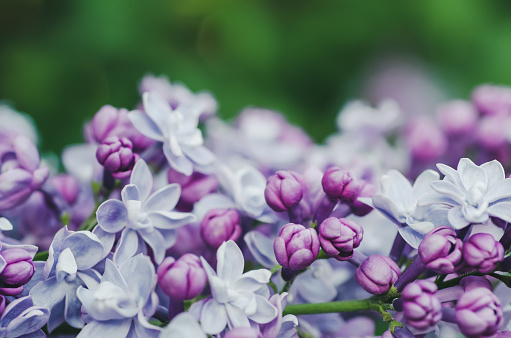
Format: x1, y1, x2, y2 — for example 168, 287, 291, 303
1, 0, 511, 154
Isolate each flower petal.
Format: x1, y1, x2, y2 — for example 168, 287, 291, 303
233, 269, 271, 292
411, 169, 440, 203
138, 228, 166, 264
181, 145, 215, 166
163, 142, 193, 176
130, 160, 153, 202
143, 184, 181, 212
113, 229, 140, 266
217, 240, 244, 285
119, 254, 156, 303
143, 91, 172, 130
96, 200, 127, 234
160, 313, 206, 338
485, 179, 511, 203
244, 231, 277, 269
447, 206, 470, 230
225, 303, 250, 328
247, 295, 278, 324
30, 277, 69, 309
128, 110, 164, 142
458, 158, 487, 190
147, 211, 196, 230
430, 181, 464, 204
121, 185, 140, 202
200, 299, 227, 335
487, 201, 511, 223
372, 193, 402, 225
77, 319, 132, 338
63, 231, 104, 270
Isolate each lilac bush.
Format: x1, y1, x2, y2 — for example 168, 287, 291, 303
1, 76, 511, 337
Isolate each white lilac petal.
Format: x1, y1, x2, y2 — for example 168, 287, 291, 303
217, 240, 245, 285
138, 228, 166, 264
76, 286, 95, 315
143, 184, 181, 212
417, 191, 457, 207
398, 226, 425, 249
125, 200, 142, 226
30, 277, 69, 311
244, 231, 277, 269
134, 312, 161, 337
102, 259, 129, 291
386, 170, 413, 205
233, 269, 271, 292
128, 110, 164, 142
225, 303, 251, 328
372, 193, 402, 225
199, 257, 217, 279
43, 241, 60, 280
207, 273, 229, 304
485, 179, 511, 203
462, 204, 490, 224
163, 142, 193, 176
406, 220, 434, 235
481, 160, 506, 187
177, 129, 203, 148
430, 181, 465, 204
63, 231, 104, 270
113, 229, 140, 266
447, 206, 470, 230
143, 91, 173, 130
157, 229, 178, 248
2, 300, 49, 338
87, 281, 138, 320
200, 299, 228, 335
193, 193, 235, 222
168, 134, 183, 157
130, 160, 153, 201
93, 226, 115, 259
181, 145, 215, 166
96, 200, 128, 234
56, 248, 77, 282
47, 299, 65, 333
159, 313, 206, 338
65, 284, 84, 328
76, 271, 100, 290
247, 295, 278, 324
458, 158, 488, 191
295, 270, 337, 303
487, 202, 511, 222
142, 292, 158, 318
0, 297, 34, 322
411, 169, 440, 203
0, 217, 13, 231
122, 184, 140, 203
436, 163, 464, 188
119, 254, 156, 304
147, 211, 196, 230
77, 318, 132, 338
62, 144, 100, 184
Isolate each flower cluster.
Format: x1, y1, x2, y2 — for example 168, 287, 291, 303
0, 76, 511, 338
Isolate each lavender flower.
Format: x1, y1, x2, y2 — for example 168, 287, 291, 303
402, 280, 441, 330
318, 217, 363, 261
456, 287, 503, 337
159, 313, 206, 338
30, 226, 105, 332
463, 233, 504, 273
0, 296, 49, 338
259, 292, 298, 338
76, 255, 161, 337
355, 255, 401, 294
96, 136, 139, 180
0, 135, 49, 210
96, 159, 196, 265
192, 240, 277, 335
128, 91, 215, 175
419, 158, 511, 229
274, 223, 320, 270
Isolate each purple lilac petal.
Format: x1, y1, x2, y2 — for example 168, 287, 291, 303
96, 200, 128, 233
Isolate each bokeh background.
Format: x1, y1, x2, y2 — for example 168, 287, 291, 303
1, 0, 511, 154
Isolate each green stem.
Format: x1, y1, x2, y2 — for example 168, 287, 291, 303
270, 264, 282, 275
34, 251, 49, 261
283, 299, 393, 316
436, 271, 484, 289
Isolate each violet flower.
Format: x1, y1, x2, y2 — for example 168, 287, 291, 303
0, 135, 49, 211
157, 254, 206, 300
402, 280, 441, 330
419, 158, 511, 229
355, 255, 401, 294
30, 226, 105, 332
96, 159, 196, 265
418, 226, 463, 274
128, 91, 215, 175
321, 168, 359, 202
318, 217, 363, 261
264, 171, 303, 213
76, 255, 161, 337
200, 209, 241, 249
259, 292, 298, 338
96, 136, 139, 180
191, 240, 278, 335
456, 287, 503, 337
274, 223, 320, 271
463, 233, 504, 273
0, 247, 35, 295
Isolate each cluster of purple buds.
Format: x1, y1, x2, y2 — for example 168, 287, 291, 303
355, 255, 401, 294
318, 217, 363, 261
401, 280, 441, 330
96, 136, 139, 179
456, 287, 503, 337
463, 233, 504, 273
418, 226, 463, 274
200, 209, 241, 249
321, 167, 359, 202
0, 247, 35, 296
157, 253, 207, 300
274, 223, 319, 273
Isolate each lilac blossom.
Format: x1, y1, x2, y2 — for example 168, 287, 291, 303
29, 227, 104, 332
360, 169, 447, 248
0, 296, 49, 338
419, 158, 511, 229
192, 240, 278, 335
159, 313, 206, 338
96, 159, 196, 265
76, 255, 161, 338
128, 91, 215, 175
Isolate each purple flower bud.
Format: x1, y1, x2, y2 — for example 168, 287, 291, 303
318, 217, 363, 261
157, 254, 207, 300
355, 255, 401, 294
321, 167, 360, 202
0, 135, 49, 211
274, 223, 320, 270
477, 114, 511, 151
405, 117, 447, 161
200, 209, 241, 249
349, 179, 374, 216
49, 175, 80, 205
463, 233, 504, 274
456, 287, 503, 338
168, 169, 219, 212
472, 84, 511, 115
460, 276, 493, 292
96, 136, 139, 180
437, 100, 478, 136
264, 171, 303, 212
0, 248, 35, 295
402, 280, 441, 330
418, 226, 463, 274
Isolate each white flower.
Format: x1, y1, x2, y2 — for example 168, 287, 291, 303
129, 91, 215, 175
419, 158, 511, 229
360, 169, 448, 248
195, 241, 278, 335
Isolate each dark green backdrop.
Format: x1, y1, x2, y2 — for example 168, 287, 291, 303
1, 0, 511, 153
